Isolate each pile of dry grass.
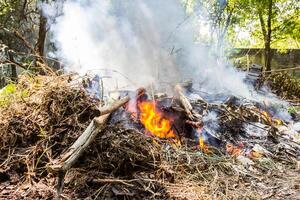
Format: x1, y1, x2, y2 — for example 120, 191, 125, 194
0, 75, 99, 198
0, 75, 299, 200
0, 75, 169, 199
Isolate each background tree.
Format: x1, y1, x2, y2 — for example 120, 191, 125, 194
185, 0, 299, 71
228, 0, 300, 71
0, 0, 54, 82
257, 0, 273, 72
184, 0, 245, 56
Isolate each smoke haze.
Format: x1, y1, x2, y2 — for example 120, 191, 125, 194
43, 0, 286, 105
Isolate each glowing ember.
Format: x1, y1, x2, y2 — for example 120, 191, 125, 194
226, 143, 243, 156
138, 101, 176, 139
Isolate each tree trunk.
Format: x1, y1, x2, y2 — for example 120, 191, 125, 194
258, 0, 272, 73
265, 0, 272, 72
37, 11, 47, 58
217, 7, 234, 55
8, 51, 17, 82
36, 10, 47, 75
264, 38, 272, 72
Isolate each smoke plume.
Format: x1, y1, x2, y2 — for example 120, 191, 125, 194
43, 0, 288, 109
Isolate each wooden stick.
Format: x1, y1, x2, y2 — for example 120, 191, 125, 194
98, 96, 130, 115
174, 84, 194, 119
264, 66, 300, 73
52, 115, 110, 199
47, 96, 130, 199
60, 114, 110, 170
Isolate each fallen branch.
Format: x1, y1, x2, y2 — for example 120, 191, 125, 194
98, 96, 130, 115
174, 84, 193, 119
47, 96, 130, 198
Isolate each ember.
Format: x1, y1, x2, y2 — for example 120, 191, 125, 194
226, 143, 243, 156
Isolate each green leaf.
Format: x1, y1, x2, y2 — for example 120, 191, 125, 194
0, 83, 16, 97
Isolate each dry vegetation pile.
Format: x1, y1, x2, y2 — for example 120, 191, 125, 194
0, 75, 299, 200
266, 72, 300, 100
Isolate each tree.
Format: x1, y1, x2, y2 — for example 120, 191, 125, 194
228, 0, 300, 70
257, 0, 273, 72
271, 0, 300, 49
0, 0, 53, 80
183, 0, 246, 55
0, 0, 31, 80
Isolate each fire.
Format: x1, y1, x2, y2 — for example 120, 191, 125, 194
199, 135, 209, 153
262, 111, 272, 124
138, 101, 177, 139
197, 128, 210, 153
262, 111, 283, 126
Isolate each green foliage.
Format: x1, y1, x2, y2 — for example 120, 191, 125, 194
0, 83, 16, 96
0, 83, 29, 107
0, 0, 49, 83
0, 0, 41, 53
288, 106, 300, 114
227, 0, 300, 49
185, 0, 299, 50
0, 83, 16, 106
0, 0, 26, 26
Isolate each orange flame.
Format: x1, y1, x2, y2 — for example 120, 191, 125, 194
262, 111, 272, 124
262, 111, 283, 126
138, 101, 176, 139
197, 128, 210, 153
199, 136, 210, 153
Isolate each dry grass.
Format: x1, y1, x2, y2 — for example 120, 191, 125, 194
0, 75, 299, 200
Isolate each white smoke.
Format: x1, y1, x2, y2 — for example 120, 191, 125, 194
42, 0, 288, 107
44, 0, 183, 90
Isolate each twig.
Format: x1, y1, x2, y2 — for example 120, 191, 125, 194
93, 178, 135, 187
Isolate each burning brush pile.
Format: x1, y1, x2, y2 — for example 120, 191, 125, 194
0, 74, 299, 200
